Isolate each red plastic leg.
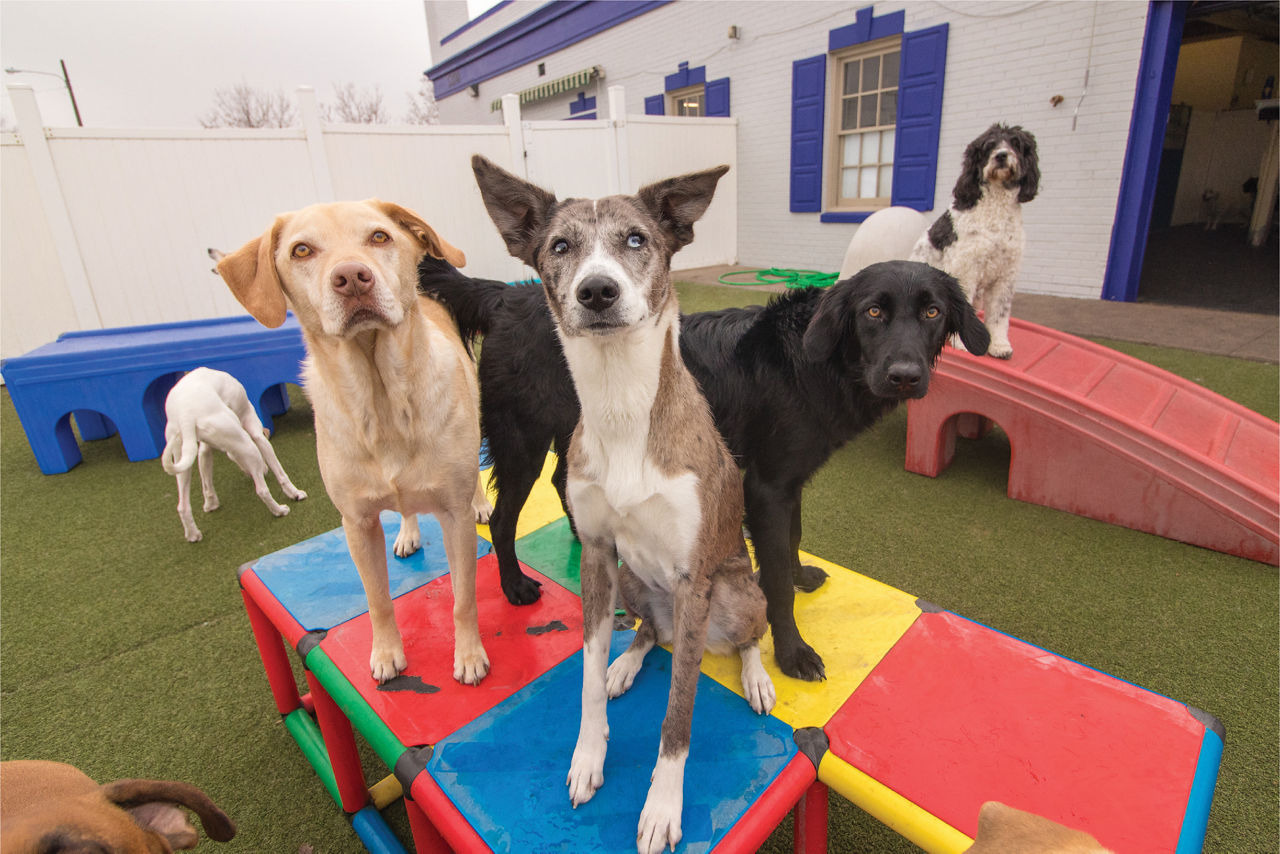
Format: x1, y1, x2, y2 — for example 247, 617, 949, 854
406, 797, 453, 854
241, 585, 303, 715
793, 780, 828, 854
304, 672, 369, 814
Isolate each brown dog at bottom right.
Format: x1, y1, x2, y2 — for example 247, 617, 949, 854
964, 801, 1115, 853
0, 759, 236, 853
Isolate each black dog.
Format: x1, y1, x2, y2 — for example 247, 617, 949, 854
421, 258, 989, 680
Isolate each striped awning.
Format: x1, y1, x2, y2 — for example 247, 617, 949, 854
489, 66, 602, 112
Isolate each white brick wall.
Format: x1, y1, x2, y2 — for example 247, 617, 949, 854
430, 1, 1151, 300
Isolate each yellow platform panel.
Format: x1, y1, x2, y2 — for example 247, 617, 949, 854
477, 454, 567, 542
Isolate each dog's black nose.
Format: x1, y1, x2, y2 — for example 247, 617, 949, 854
576, 276, 619, 312
994, 150, 1009, 165
887, 362, 923, 392
332, 261, 374, 296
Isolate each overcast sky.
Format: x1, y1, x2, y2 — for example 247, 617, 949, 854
0, 0, 450, 129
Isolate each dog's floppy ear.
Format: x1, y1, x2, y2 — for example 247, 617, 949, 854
952, 129, 990, 211
936, 267, 990, 356
802, 277, 858, 363
217, 221, 288, 328
1011, 126, 1040, 203
471, 154, 558, 267
101, 777, 237, 848
636, 164, 730, 253
373, 200, 466, 268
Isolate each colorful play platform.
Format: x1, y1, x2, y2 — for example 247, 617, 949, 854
238, 458, 1224, 853
0, 315, 306, 474
906, 318, 1280, 565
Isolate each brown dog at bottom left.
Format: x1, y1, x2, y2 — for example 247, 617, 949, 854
0, 760, 236, 853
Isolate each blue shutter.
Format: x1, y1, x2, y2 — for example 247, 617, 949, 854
644, 94, 665, 115
705, 77, 730, 117
789, 55, 826, 213
891, 24, 948, 211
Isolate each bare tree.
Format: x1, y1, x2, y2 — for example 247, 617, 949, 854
405, 77, 441, 125
321, 83, 388, 124
200, 84, 297, 128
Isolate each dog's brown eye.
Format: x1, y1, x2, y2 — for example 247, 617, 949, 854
291, 243, 312, 259
924, 306, 940, 319
867, 306, 882, 318
371, 231, 390, 244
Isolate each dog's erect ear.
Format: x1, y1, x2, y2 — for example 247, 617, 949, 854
1011, 126, 1040, 203
217, 221, 288, 328
101, 778, 237, 847
937, 268, 990, 355
636, 164, 730, 253
373, 200, 466, 268
963, 802, 1113, 854
471, 155, 558, 267
802, 278, 858, 363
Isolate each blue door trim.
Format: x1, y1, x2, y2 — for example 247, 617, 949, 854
1102, 1, 1187, 302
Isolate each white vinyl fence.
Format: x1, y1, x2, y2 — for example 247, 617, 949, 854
0, 85, 737, 360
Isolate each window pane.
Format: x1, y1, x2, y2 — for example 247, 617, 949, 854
879, 164, 893, 198
860, 166, 877, 198
860, 93, 878, 128
843, 60, 859, 96
861, 131, 879, 165
841, 97, 858, 130
880, 130, 895, 162
879, 91, 897, 126
841, 167, 859, 199
882, 52, 900, 88
842, 133, 860, 167
862, 55, 880, 92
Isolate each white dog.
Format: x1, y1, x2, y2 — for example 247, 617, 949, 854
161, 367, 306, 542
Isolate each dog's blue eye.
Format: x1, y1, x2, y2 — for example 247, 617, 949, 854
552, 239, 569, 255
627, 234, 645, 249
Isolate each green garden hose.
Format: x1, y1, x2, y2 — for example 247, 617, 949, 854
717, 268, 839, 289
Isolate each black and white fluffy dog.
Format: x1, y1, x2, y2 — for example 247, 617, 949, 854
420, 256, 989, 681
911, 123, 1040, 358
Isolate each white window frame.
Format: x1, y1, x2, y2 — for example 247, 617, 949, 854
826, 36, 902, 212
668, 83, 705, 117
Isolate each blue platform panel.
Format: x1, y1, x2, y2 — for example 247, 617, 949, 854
428, 630, 798, 854
251, 510, 493, 631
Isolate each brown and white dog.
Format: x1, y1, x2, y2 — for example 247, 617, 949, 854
217, 200, 492, 685
0, 760, 236, 853
471, 155, 775, 854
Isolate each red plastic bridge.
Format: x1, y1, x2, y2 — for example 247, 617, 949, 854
906, 318, 1279, 565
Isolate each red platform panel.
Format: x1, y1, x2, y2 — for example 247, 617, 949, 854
320, 554, 583, 746
825, 609, 1208, 853
906, 319, 1279, 564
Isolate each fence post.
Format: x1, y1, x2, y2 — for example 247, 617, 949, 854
6, 84, 100, 331
297, 86, 334, 202
607, 85, 630, 194
500, 93, 527, 178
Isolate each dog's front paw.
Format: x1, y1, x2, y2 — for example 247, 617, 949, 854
203, 496, 220, 512
392, 526, 421, 558
369, 644, 407, 683
793, 563, 828, 593
987, 341, 1013, 359
184, 527, 203, 543
287, 486, 307, 501
473, 497, 493, 525
567, 739, 607, 807
271, 504, 290, 518
453, 642, 490, 685
606, 649, 645, 699
775, 638, 826, 682
636, 765, 684, 854
502, 572, 543, 606
740, 648, 776, 715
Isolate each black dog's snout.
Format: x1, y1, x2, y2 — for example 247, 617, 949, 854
577, 276, 619, 312
994, 150, 1010, 165
886, 361, 923, 393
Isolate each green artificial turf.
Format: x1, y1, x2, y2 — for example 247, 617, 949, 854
1, 281, 1275, 852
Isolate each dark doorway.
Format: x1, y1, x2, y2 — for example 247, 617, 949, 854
1137, 1, 1279, 315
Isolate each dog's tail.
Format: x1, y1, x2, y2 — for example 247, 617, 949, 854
417, 255, 513, 344
161, 421, 198, 475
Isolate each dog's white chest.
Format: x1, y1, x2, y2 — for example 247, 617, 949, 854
569, 433, 702, 592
